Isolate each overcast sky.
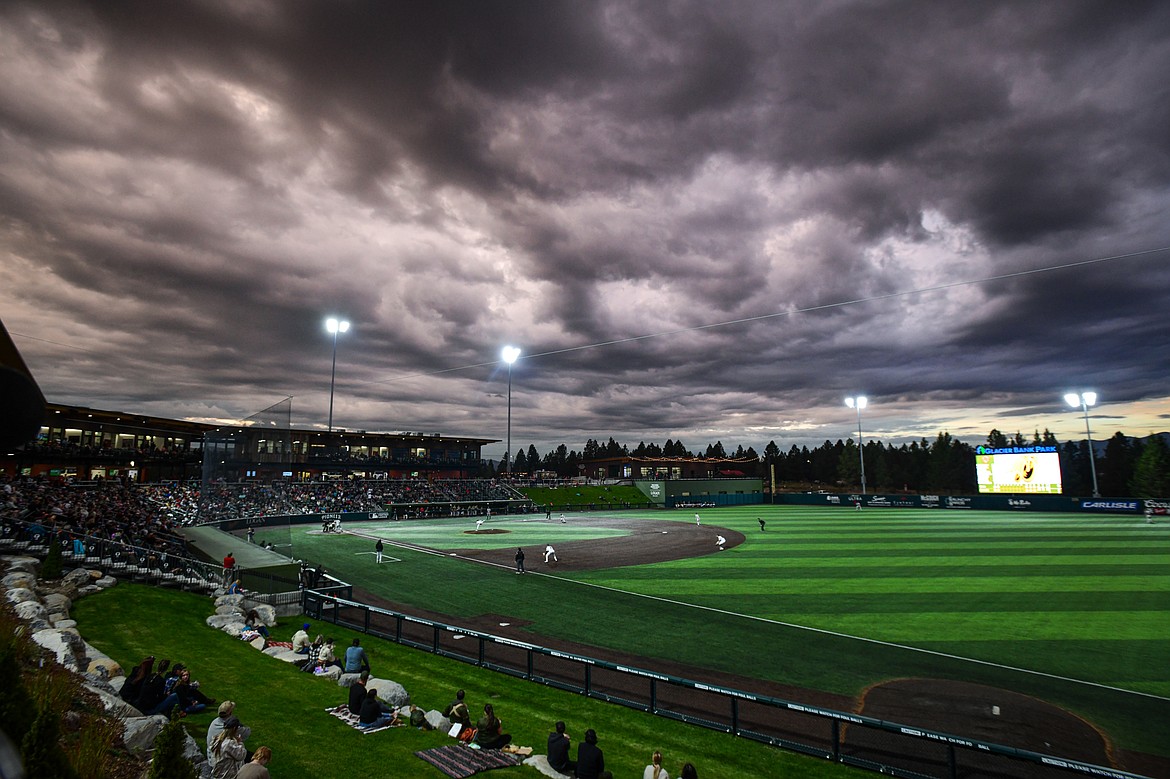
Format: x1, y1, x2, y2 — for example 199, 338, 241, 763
2, 1, 1169, 459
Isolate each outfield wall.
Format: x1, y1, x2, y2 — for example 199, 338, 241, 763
775, 492, 1164, 514
634, 477, 764, 507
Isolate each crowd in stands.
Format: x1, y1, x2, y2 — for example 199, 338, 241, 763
18, 439, 202, 463
1, 473, 191, 568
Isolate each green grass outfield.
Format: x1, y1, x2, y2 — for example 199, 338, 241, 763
288, 506, 1170, 757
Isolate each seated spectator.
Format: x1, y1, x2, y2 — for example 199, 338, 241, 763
358, 688, 397, 729
474, 703, 511, 750
171, 667, 214, 712
235, 746, 272, 779
134, 659, 183, 717
344, 637, 371, 673
207, 701, 251, 755
347, 671, 370, 716
575, 728, 604, 779
408, 704, 433, 730
120, 656, 154, 704
678, 763, 698, 779
643, 750, 668, 779
300, 636, 325, 672
442, 689, 470, 728
208, 716, 247, 778
318, 637, 343, 672
547, 720, 575, 776
292, 623, 313, 654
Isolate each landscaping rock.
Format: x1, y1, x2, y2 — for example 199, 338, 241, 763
214, 593, 245, 608
94, 576, 117, 589
42, 592, 73, 613
62, 567, 93, 589
15, 600, 47, 621
123, 714, 168, 753
205, 614, 242, 629
368, 678, 409, 708
248, 636, 267, 651
2, 556, 40, 573
248, 603, 277, 626
2, 571, 35, 589
6, 587, 36, 604
214, 604, 245, 617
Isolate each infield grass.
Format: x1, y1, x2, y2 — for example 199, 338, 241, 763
289, 506, 1170, 757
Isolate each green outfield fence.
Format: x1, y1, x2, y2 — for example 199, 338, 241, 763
302, 587, 1153, 779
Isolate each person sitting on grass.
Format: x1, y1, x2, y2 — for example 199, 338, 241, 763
292, 623, 314, 654
442, 689, 470, 729
547, 720, 575, 775
208, 716, 246, 778
643, 750, 668, 779
345, 637, 371, 674
348, 671, 370, 716
575, 728, 604, 779
207, 701, 251, 755
358, 687, 398, 729
234, 745, 272, 779
678, 763, 698, 779
474, 703, 511, 750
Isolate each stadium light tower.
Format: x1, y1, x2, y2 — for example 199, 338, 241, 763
845, 396, 868, 494
325, 317, 350, 433
1064, 391, 1100, 497
501, 345, 521, 476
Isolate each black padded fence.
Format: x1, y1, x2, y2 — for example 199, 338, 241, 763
301, 590, 1152, 779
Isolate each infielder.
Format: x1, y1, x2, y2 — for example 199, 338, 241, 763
716, 535, 726, 550
375, 539, 383, 563
694, 513, 701, 526
544, 544, 558, 563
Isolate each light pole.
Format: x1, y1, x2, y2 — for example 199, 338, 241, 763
845, 396, 868, 494
501, 345, 521, 476
1064, 391, 1099, 497
325, 317, 350, 433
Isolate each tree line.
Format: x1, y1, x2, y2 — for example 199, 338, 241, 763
492, 429, 1170, 498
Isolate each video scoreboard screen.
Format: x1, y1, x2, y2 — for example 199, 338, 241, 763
975, 446, 1063, 494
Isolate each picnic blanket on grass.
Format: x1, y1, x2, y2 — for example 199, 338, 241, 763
415, 745, 522, 778
325, 704, 402, 734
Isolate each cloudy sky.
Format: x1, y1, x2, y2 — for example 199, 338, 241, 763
2, 0, 1169, 460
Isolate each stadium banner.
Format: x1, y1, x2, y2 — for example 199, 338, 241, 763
774, 492, 1100, 512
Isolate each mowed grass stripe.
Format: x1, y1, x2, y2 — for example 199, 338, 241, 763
589, 573, 1169, 593
777, 611, 1169, 642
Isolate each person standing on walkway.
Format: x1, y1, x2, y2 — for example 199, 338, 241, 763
375, 539, 383, 564
515, 547, 526, 574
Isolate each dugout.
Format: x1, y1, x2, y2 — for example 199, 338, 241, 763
633, 477, 763, 507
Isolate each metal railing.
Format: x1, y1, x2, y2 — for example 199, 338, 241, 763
301, 589, 1152, 779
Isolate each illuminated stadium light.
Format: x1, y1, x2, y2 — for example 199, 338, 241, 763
1064, 391, 1100, 497
845, 396, 868, 495
325, 317, 351, 432
501, 345, 521, 476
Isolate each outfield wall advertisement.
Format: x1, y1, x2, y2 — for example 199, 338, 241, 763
777, 493, 1154, 513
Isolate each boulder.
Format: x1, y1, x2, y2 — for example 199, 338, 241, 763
214, 593, 245, 608
31, 628, 87, 668
337, 672, 362, 688
368, 678, 409, 709
62, 567, 93, 589
214, 604, 245, 617
262, 646, 304, 664
15, 600, 47, 621
42, 592, 73, 613
424, 710, 450, 731
88, 655, 124, 679
123, 714, 168, 753
6, 587, 36, 604
50, 617, 78, 630
313, 665, 342, 681
77, 584, 102, 598
2, 571, 35, 589
248, 636, 267, 651
94, 576, 117, 589
205, 614, 242, 629
218, 621, 246, 636
2, 556, 40, 573
86, 684, 143, 718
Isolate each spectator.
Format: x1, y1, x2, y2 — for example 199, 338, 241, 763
235, 746, 272, 779
170, 667, 213, 712
547, 720, 575, 776
575, 728, 605, 779
318, 637, 343, 672
208, 716, 246, 778
442, 689, 470, 728
644, 750, 668, 779
347, 671, 370, 716
358, 688, 397, 729
292, 623, 313, 654
244, 609, 269, 639
222, 552, 236, 586
207, 701, 251, 755
119, 656, 154, 704
344, 637, 371, 674
473, 703, 511, 750
134, 659, 184, 717
300, 636, 324, 673
678, 763, 698, 779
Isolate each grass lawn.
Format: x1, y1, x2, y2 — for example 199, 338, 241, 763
72, 583, 866, 779
287, 505, 1170, 757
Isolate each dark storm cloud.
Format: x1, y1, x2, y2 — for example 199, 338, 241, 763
1, 0, 1168, 456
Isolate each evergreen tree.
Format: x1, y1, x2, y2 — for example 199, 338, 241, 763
1101, 432, 1135, 496
1130, 436, 1170, 498
147, 710, 198, 779
41, 538, 64, 580
987, 429, 1008, 448
526, 445, 540, 472
21, 707, 77, 779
